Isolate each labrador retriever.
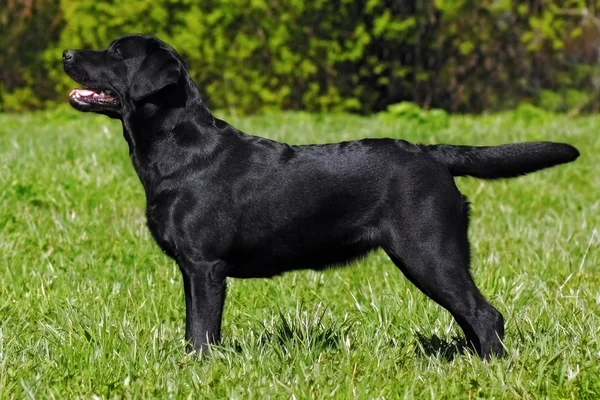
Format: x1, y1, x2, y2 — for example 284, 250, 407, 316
63, 34, 579, 359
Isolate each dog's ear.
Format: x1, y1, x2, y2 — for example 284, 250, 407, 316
130, 41, 182, 101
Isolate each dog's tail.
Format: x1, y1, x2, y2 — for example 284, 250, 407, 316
419, 142, 579, 179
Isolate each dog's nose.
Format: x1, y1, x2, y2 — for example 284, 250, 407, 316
62, 50, 75, 62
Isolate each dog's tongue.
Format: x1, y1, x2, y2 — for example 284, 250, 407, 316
69, 88, 116, 102
74, 89, 96, 97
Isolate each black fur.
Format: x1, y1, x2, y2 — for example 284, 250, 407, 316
63, 35, 579, 359
420, 142, 579, 179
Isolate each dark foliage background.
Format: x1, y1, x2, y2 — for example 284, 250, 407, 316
2, 0, 600, 114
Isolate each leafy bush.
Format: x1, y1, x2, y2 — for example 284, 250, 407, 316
2, 0, 600, 114
380, 102, 450, 129
0, 0, 62, 112
512, 103, 555, 124
537, 90, 564, 113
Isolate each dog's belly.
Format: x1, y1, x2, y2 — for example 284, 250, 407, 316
222, 202, 382, 278
224, 240, 377, 278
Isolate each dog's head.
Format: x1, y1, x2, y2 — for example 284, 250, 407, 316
63, 35, 183, 119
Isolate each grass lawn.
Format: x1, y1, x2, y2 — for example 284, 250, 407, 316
0, 107, 598, 399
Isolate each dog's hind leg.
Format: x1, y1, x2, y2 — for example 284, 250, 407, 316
383, 193, 504, 359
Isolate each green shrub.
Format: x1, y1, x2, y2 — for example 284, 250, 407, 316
0, 0, 62, 112
512, 103, 555, 124
564, 89, 590, 110
379, 102, 450, 129
1, 87, 44, 113
537, 90, 564, 113
47, 0, 425, 113
2, 0, 600, 114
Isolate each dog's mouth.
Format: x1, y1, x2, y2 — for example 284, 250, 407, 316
69, 88, 119, 107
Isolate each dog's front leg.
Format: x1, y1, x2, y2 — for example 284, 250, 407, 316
179, 259, 228, 355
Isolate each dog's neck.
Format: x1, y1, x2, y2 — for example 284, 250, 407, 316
121, 74, 228, 192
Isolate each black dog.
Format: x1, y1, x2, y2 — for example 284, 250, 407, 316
63, 35, 579, 359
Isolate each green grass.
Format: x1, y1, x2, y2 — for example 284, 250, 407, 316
0, 107, 598, 399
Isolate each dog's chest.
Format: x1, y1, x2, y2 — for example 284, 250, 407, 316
144, 193, 184, 259
143, 188, 211, 260
145, 205, 176, 258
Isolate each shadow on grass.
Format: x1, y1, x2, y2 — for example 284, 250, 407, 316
227, 313, 470, 362
414, 332, 470, 361
230, 308, 352, 355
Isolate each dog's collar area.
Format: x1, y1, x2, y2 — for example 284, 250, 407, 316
69, 88, 118, 104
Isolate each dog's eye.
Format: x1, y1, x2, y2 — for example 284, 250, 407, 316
112, 45, 122, 58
